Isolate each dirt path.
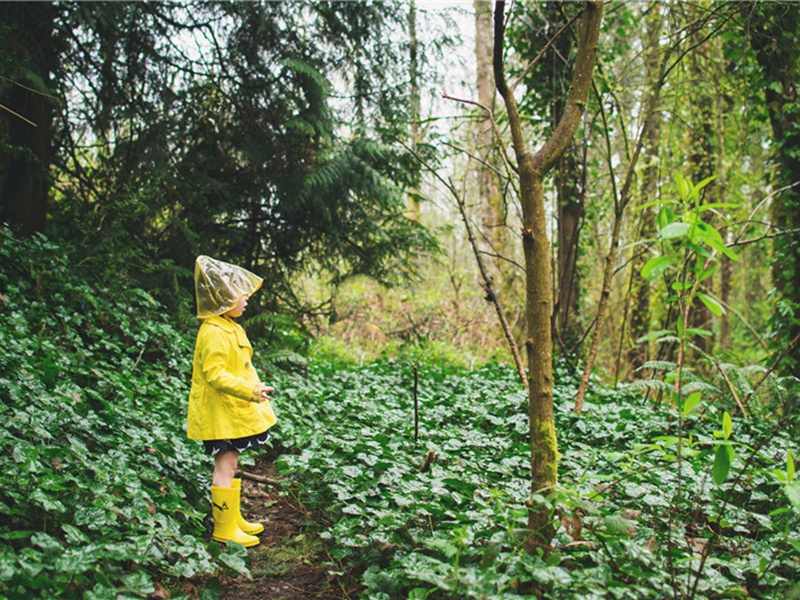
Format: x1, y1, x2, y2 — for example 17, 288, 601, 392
219, 458, 353, 600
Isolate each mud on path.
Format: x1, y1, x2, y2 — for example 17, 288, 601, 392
219, 457, 354, 600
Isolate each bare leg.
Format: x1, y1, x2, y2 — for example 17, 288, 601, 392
212, 450, 239, 488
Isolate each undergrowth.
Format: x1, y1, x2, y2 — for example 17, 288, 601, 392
270, 358, 800, 599
2, 226, 798, 599
0, 228, 247, 599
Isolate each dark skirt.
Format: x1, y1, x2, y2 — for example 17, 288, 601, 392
202, 430, 270, 456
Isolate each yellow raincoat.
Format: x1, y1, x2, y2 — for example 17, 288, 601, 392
187, 255, 277, 441
187, 315, 277, 440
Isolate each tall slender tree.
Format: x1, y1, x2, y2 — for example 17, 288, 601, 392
493, 0, 603, 548
626, 4, 664, 376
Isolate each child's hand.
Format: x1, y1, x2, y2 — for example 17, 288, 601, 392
251, 383, 274, 403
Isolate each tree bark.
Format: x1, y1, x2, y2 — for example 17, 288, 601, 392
494, 0, 603, 550
749, 4, 800, 377
407, 0, 422, 222
627, 5, 663, 375
0, 2, 57, 237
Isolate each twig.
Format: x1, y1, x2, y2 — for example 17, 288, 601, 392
710, 357, 747, 419
509, 13, 581, 92
0, 102, 38, 127
237, 470, 277, 485
452, 177, 528, 388
442, 92, 518, 173
742, 329, 800, 406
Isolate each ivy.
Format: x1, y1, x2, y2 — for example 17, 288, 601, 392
0, 227, 244, 598
269, 357, 799, 599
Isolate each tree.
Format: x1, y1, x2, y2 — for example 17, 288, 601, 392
493, 0, 603, 548
507, 3, 588, 353
749, 3, 800, 377
3, 2, 438, 317
0, 2, 57, 236
625, 5, 664, 375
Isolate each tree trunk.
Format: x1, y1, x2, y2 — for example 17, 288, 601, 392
574, 2, 666, 413
627, 5, 663, 375
0, 2, 57, 237
749, 4, 800, 377
555, 148, 584, 352
494, 0, 603, 549
545, 7, 585, 354
407, 0, 422, 222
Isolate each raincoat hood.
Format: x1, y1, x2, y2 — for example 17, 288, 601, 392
194, 255, 263, 319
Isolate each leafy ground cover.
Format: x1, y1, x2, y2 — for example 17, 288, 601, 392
0, 228, 249, 599
2, 226, 798, 599
270, 357, 800, 599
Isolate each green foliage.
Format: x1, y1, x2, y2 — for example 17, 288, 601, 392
41, 1, 440, 321
270, 357, 798, 599
0, 227, 244, 598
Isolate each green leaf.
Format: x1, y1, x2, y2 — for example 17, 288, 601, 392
657, 206, 678, 231
603, 514, 633, 537
789, 451, 796, 482
201, 577, 224, 600
683, 392, 702, 417
697, 292, 725, 316
674, 171, 690, 200
691, 175, 718, 201
713, 444, 731, 485
722, 411, 733, 440
641, 256, 674, 280
660, 222, 691, 240
786, 481, 800, 514
685, 327, 712, 338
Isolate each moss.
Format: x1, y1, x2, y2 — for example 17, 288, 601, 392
531, 417, 560, 487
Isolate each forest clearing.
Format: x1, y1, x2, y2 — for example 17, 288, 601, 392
1, 1, 799, 599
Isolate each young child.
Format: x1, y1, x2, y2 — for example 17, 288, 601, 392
187, 255, 277, 547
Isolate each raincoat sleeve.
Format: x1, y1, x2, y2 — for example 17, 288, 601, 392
200, 330, 258, 402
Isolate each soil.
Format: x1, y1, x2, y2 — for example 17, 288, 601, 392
219, 457, 354, 600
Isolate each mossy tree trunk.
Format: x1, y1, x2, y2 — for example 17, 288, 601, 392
493, 0, 603, 549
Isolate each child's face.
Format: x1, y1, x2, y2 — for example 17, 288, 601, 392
224, 295, 249, 318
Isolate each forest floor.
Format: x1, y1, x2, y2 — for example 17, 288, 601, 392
218, 458, 355, 600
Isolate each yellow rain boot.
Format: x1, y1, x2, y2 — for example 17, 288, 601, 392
232, 478, 265, 535
211, 486, 260, 547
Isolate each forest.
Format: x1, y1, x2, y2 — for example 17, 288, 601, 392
0, 1, 799, 599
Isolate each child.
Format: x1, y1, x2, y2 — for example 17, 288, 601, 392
187, 255, 277, 547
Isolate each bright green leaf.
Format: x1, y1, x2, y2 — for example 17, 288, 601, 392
713, 444, 730, 485
660, 222, 691, 240
673, 171, 690, 200
685, 327, 713, 338
722, 411, 733, 440
786, 481, 800, 514
692, 175, 718, 200
642, 255, 674, 280
697, 292, 725, 316
683, 392, 702, 417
